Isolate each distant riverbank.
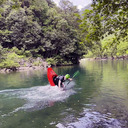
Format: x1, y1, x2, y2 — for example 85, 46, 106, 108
0, 66, 45, 73
1, 55, 128, 73
83, 55, 128, 61
0, 58, 49, 73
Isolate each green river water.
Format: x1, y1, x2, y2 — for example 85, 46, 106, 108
0, 59, 128, 128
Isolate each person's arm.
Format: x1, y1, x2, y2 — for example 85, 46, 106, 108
62, 83, 64, 88
66, 78, 73, 85
58, 80, 61, 88
68, 78, 72, 81
58, 80, 65, 88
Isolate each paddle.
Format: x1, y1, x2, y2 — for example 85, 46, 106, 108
67, 70, 79, 85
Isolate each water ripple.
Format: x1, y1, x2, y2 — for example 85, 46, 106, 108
56, 109, 122, 128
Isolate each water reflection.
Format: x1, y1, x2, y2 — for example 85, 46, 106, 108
0, 60, 128, 128
0, 68, 47, 89
78, 59, 128, 127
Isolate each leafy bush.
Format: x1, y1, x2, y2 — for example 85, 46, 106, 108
0, 60, 20, 69
84, 51, 94, 58
33, 61, 41, 66
46, 56, 73, 66
24, 50, 32, 57
0, 52, 22, 69
46, 58, 57, 66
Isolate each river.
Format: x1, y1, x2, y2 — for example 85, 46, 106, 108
0, 59, 128, 128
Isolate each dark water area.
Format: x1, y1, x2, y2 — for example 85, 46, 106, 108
0, 59, 128, 128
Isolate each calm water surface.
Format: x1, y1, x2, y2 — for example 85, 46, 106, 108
0, 59, 128, 128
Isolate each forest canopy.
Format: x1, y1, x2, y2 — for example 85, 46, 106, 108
80, 0, 128, 58
0, 0, 86, 68
0, 0, 128, 70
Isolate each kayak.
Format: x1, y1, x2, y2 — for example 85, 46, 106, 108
47, 67, 58, 86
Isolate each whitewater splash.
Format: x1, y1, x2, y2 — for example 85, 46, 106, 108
0, 82, 76, 116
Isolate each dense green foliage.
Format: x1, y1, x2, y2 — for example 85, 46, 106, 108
0, 47, 23, 70
0, 0, 128, 70
80, 0, 128, 58
0, 0, 86, 69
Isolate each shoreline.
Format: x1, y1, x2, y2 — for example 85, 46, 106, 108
80, 57, 128, 63
0, 58, 49, 73
1, 56, 128, 73
83, 55, 128, 61
0, 66, 45, 73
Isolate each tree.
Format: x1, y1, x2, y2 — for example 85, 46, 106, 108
40, 0, 86, 64
80, 0, 128, 58
92, 0, 128, 46
80, 9, 104, 58
0, 0, 86, 66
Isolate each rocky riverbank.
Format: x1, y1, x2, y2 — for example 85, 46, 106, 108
0, 57, 49, 73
